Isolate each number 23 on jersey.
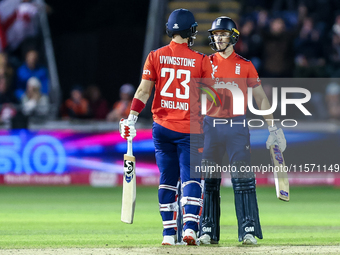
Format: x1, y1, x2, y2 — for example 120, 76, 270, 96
160, 68, 190, 99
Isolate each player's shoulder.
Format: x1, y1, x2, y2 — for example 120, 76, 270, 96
150, 45, 170, 55
188, 47, 206, 56
146, 45, 169, 63
234, 52, 251, 63
185, 48, 209, 63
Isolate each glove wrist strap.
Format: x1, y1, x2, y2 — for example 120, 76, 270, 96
268, 124, 278, 132
128, 114, 138, 123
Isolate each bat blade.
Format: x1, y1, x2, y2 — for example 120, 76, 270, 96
121, 153, 136, 224
270, 144, 290, 202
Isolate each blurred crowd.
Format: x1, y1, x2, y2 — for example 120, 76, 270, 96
0, 0, 137, 127
238, 0, 340, 78
237, 0, 340, 120
1, 0, 340, 128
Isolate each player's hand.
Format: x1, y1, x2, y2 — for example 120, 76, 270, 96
266, 125, 286, 152
119, 114, 138, 140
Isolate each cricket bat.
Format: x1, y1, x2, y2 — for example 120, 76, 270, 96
121, 138, 136, 223
270, 144, 290, 202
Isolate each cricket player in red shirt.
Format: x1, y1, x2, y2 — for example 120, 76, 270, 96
119, 9, 213, 245
199, 17, 287, 245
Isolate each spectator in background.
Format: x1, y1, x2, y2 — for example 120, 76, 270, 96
272, 0, 296, 12
326, 15, 340, 77
235, 19, 262, 70
301, 0, 337, 30
257, 6, 305, 77
0, 0, 42, 52
0, 74, 17, 123
260, 16, 296, 77
294, 16, 326, 78
332, 14, 340, 37
0, 53, 7, 76
21, 76, 49, 118
0, 15, 5, 52
5, 0, 40, 51
61, 85, 90, 119
0, 0, 21, 52
84, 85, 109, 120
15, 49, 49, 100
325, 82, 340, 120
107, 83, 135, 122
0, 74, 17, 105
297, 17, 319, 50
0, 52, 14, 86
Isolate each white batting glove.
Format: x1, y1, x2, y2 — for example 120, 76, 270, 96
266, 125, 287, 152
119, 114, 138, 140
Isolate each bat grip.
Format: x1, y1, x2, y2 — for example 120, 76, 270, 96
127, 138, 133, 156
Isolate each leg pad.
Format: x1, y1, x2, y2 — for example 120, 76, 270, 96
232, 177, 263, 241
200, 159, 221, 243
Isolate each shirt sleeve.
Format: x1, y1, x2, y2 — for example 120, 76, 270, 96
247, 62, 261, 88
141, 51, 157, 81
201, 55, 213, 79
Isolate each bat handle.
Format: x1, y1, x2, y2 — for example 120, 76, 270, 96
127, 138, 133, 156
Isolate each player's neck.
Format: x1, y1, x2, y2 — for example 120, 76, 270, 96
218, 45, 234, 59
172, 35, 189, 45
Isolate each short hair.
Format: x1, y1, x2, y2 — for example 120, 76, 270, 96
27, 77, 41, 88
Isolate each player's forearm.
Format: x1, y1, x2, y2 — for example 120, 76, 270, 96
255, 96, 275, 126
130, 88, 149, 117
133, 86, 151, 105
130, 92, 148, 116
263, 114, 275, 126
129, 79, 154, 117
253, 85, 275, 126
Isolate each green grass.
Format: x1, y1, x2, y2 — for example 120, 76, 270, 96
0, 186, 339, 248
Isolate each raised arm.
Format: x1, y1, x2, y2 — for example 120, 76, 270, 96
252, 85, 274, 126
252, 85, 287, 152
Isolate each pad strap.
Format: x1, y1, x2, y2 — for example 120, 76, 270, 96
163, 220, 177, 229
181, 196, 202, 207
183, 213, 200, 223
159, 201, 178, 212
159, 184, 178, 192
182, 180, 202, 189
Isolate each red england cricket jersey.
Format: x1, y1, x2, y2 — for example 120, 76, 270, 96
207, 51, 261, 118
142, 41, 213, 134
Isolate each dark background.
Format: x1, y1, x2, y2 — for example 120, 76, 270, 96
44, 0, 150, 105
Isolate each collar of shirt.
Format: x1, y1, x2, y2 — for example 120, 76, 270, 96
216, 50, 236, 60
170, 40, 189, 48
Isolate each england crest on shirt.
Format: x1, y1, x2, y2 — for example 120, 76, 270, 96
235, 63, 240, 75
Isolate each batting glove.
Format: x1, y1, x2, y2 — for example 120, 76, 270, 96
119, 114, 138, 140
266, 124, 287, 152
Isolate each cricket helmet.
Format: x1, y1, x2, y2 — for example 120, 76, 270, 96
166, 9, 198, 46
208, 16, 240, 52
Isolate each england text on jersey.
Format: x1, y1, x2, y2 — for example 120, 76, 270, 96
161, 99, 189, 110
159, 56, 196, 67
